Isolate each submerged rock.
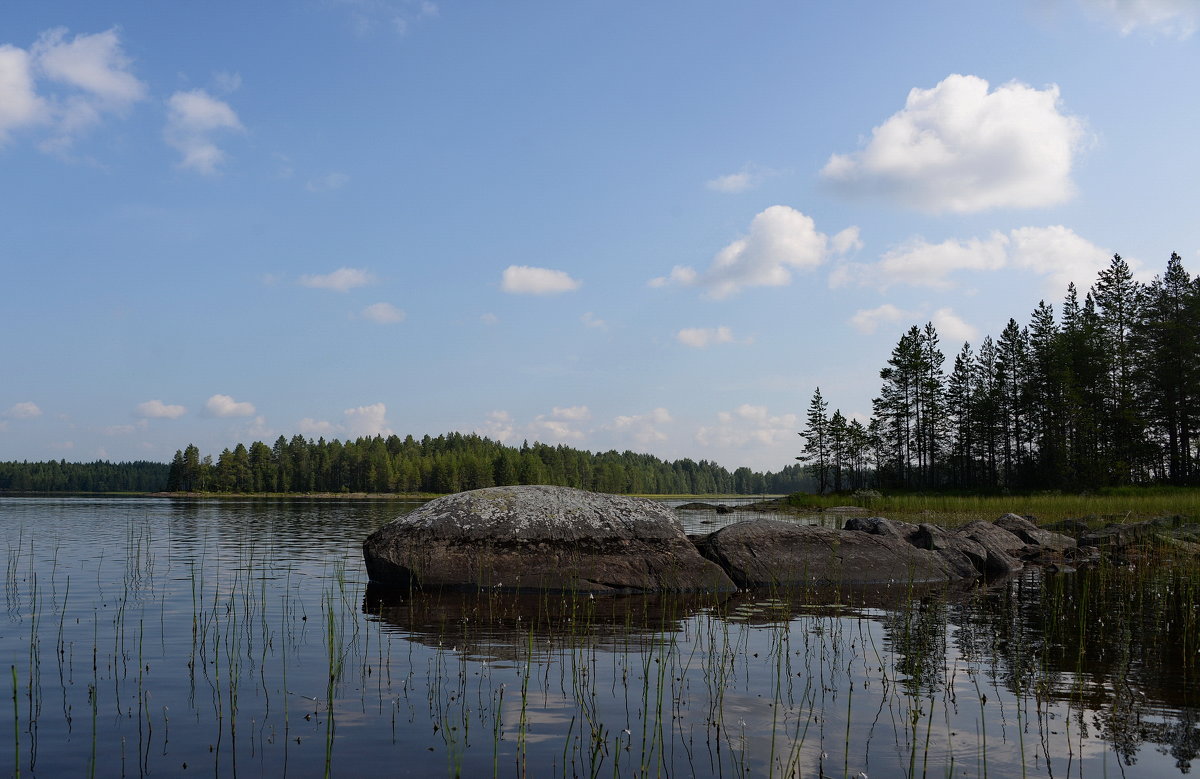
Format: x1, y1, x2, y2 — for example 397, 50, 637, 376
697, 519, 960, 589
362, 485, 736, 594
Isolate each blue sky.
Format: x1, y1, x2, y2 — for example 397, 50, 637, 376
2, 0, 1198, 471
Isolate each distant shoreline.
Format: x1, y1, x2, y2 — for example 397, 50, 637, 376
3, 490, 771, 501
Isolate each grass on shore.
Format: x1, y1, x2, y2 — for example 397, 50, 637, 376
785, 487, 1200, 527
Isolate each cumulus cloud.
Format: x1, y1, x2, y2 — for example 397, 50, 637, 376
822, 74, 1085, 213
343, 403, 392, 437
611, 407, 672, 444
361, 302, 406, 324
0, 27, 145, 150
480, 312, 499, 326
500, 265, 582, 295
135, 399, 186, 419
5, 401, 42, 419
164, 88, 243, 174
527, 405, 592, 442
651, 206, 857, 299
1081, 0, 1197, 36
931, 308, 980, 345
205, 394, 256, 418
529, 418, 586, 442
676, 326, 749, 348
849, 304, 978, 343
580, 312, 606, 329
300, 267, 376, 292
695, 405, 799, 449
833, 225, 1129, 294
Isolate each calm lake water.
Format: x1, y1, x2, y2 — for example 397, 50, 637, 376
2, 496, 1199, 777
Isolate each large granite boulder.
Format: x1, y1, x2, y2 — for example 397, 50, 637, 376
363, 485, 736, 594
697, 519, 961, 589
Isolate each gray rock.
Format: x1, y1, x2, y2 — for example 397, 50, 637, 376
844, 516, 921, 542
362, 485, 736, 593
952, 520, 1026, 576
912, 523, 989, 580
1079, 521, 1159, 550
994, 514, 1076, 553
698, 519, 960, 589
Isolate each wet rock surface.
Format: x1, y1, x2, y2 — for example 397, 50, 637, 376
363, 485, 736, 593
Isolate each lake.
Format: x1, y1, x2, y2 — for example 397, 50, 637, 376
2, 496, 1198, 777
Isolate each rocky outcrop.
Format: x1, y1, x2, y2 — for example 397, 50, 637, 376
364, 486, 1093, 597
363, 485, 736, 594
697, 519, 961, 588
676, 502, 735, 514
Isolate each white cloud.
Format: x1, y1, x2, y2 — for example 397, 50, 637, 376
849, 304, 921, 335
136, 399, 186, 419
834, 225, 1128, 294
652, 206, 854, 299
335, 0, 438, 36
306, 172, 350, 192
705, 165, 777, 194
931, 308, 980, 345
205, 394, 256, 418
6, 401, 43, 419
344, 403, 392, 437
0, 27, 145, 151
551, 405, 591, 421
480, 312, 499, 326
611, 407, 672, 444
1081, 0, 1197, 36
0, 45, 46, 144
676, 326, 747, 348
500, 265, 582, 295
212, 71, 242, 94
244, 415, 272, 440
299, 267, 376, 292
361, 302, 406, 324
478, 410, 515, 442
580, 312, 606, 329
695, 405, 799, 449
822, 74, 1085, 213
164, 88, 243, 174
298, 417, 338, 436
34, 28, 144, 106
529, 417, 585, 442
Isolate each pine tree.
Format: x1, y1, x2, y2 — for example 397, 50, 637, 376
798, 388, 831, 493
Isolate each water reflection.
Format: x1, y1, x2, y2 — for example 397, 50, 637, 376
1, 496, 1199, 777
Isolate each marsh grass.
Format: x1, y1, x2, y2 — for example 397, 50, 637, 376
789, 487, 1200, 526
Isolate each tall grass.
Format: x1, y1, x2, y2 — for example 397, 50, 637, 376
789, 487, 1200, 525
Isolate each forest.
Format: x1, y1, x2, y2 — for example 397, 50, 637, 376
0, 459, 169, 492
801, 252, 1200, 493
160, 433, 810, 495
156, 434, 817, 495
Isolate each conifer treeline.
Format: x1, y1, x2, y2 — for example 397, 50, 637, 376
801, 253, 1200, 491
0, 460, 169, 492
166, 432, 811, 495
